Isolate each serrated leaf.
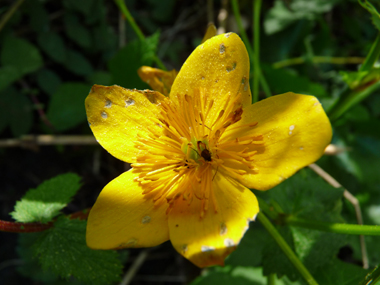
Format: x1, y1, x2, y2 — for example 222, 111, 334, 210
226, 226, 269, 267
359, 0, 380, 31
36, 69, 62, 96
11, 173, 81, 223
33, 216, 122, 285
63, 49, 94, 76
46, 82, 90, 131
1, 36, 43, 75
263, 168, 345, 222
17, 233, 61, 283
108, 32, 160, 89
64, 13, 92, 48
262, 226, 300, 281
191, 266, 267, 285
315, 258, 369, 285
257, 169, 346, 281
0, 86, 33, 137
37, 32, 67, 63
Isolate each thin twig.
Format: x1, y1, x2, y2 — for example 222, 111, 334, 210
0, 0, 24, 32
324, 144, 351, 156
217, 0, 228, 34
272, 56, 365, 69
0, 209, 90, 233
308, 163, 369, 269
120, 250, 150, 285
0, 135, 97, 148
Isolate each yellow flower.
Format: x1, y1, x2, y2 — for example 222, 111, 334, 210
85, 33, 332, 268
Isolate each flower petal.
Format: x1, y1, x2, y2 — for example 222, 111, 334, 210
85, 85, 166, 163
137, 66, 178, 96
222, 92, 332, 190
201, 23, 217, 43
86, 170, 169, 249
168, 173, 259, 268
170, 33, 252, 114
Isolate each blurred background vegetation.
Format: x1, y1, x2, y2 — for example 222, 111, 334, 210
1, 0, 380, 284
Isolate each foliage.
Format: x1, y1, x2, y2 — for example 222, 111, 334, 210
11, 173, 81, 223
1, 0, 380, 284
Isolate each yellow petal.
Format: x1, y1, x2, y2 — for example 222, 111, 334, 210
85, 85, 166, 163
222, 92, 332, 190
170, 33, 252, 118
86, 170, 169, 249
168, 173, 259, 268
137, 66, 178, 96
201, 23, 217, 43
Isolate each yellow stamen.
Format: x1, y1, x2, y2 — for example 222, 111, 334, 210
132, 88, 264, 218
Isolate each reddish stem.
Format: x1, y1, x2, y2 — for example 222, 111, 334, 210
0, 208, 91, 233
0, 220, 53, 233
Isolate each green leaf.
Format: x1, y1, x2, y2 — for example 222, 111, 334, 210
46, 82, 90, 131
17, 233, 62, 283
86, 71, 112, 85
0, 86, 33, 136
146, 0, 176, 22
11, 173, 81, 223
1, 36, 43, 75
63, 0, 96, 17
262, 64, 328, 98
64, 13, 92, 48
191, 266, 267, 285
314, 258, 369, 285
92, 23, 118, 51
63, 49, 94, 76
36, 69, 62, 96
262, 226, 300, 281
359, 0, 380, 31
33, 216, 122, 284
0, 65, 21, 92
226, 226, 269, 267
359, 265, 380, 285
257, 169, 346, 281
23, 0, 49, 32
108, 32, 160, 89
263, 169, 345, 222
37, 32, 67, 63
264, 0, 341, 35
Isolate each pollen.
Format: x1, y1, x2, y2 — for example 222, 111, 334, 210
131, 89, 264, 217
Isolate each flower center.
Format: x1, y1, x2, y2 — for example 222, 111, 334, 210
131, 89, 263, 216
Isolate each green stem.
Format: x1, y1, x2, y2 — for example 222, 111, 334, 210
257, 196, 278, 220
359, 32, 380, 72
231, 0, 272, 98
327, 80, 380, 121
114, 0, 144, 41
253, 0, 261, 103
0, 0, 24, 32
272, 56, 365, 69
267, 273, 276, 285
257, 212, 319, 285
286, 216, 380, 235
114, 0, 166, 70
